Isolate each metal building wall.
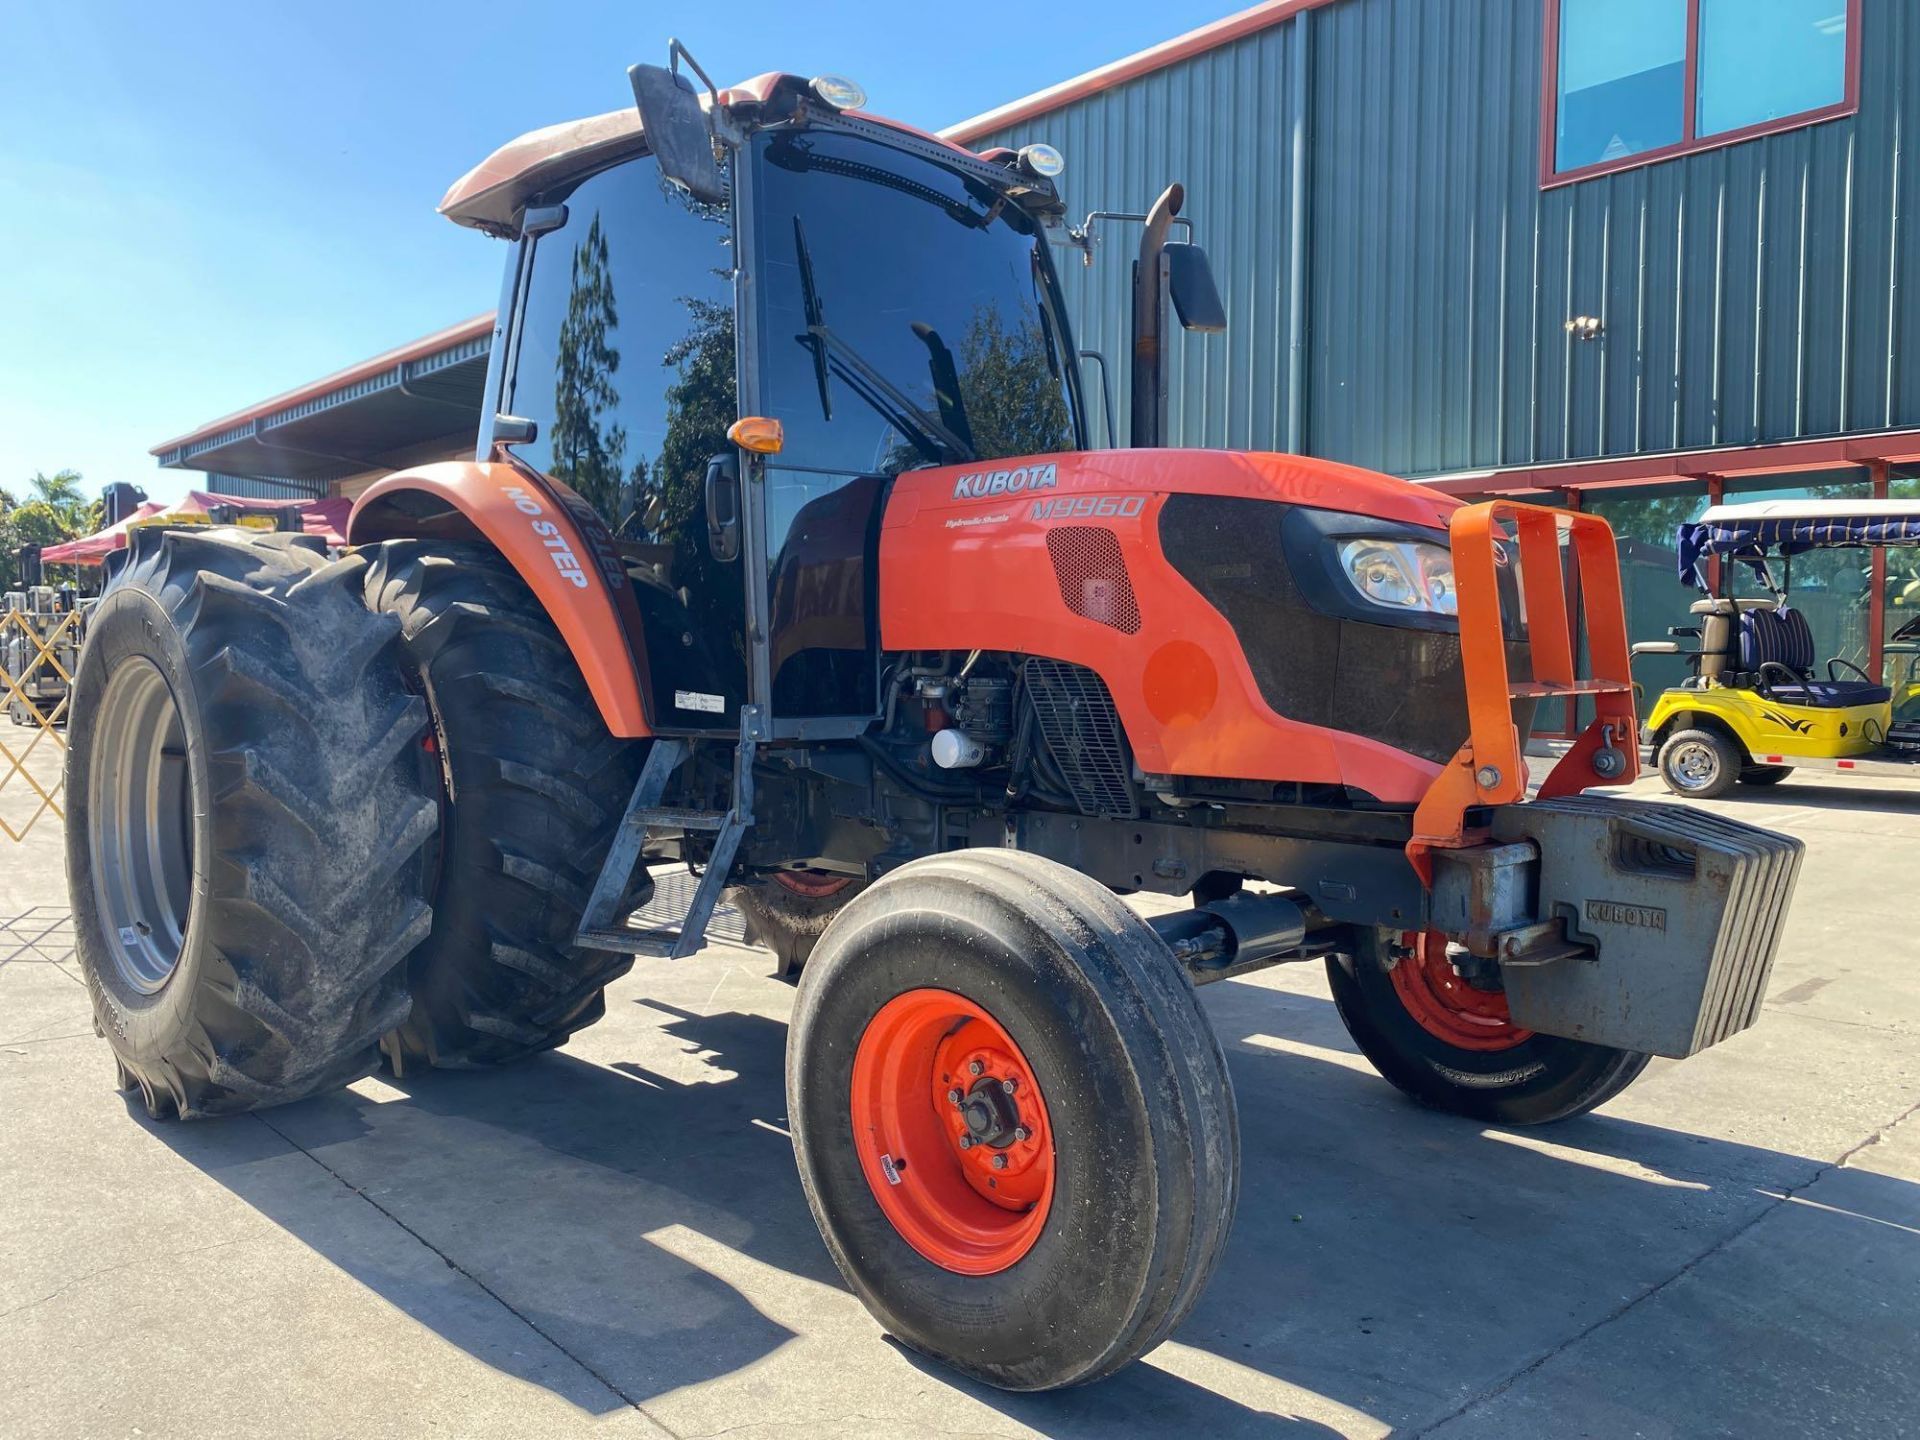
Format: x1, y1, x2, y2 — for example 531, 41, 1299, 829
973, 16, 1308, 455
974, 0, 1920, 479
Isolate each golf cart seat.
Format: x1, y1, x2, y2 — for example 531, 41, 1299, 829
1739, 605, 1892, 707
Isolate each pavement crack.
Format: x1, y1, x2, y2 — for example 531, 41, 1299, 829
1401, 1093, 1920, 1438
248, 1108, 673, 1431
0, 1238, 249, 1323
0, 1028, 97, 1050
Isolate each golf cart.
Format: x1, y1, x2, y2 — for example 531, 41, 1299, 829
1636, 498, 1920, 797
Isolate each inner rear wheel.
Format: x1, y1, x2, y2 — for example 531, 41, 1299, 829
850, 988, 1054, 1275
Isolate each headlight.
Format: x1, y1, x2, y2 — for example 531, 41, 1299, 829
1336, 539, 1459, 617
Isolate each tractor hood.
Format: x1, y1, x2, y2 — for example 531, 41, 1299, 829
884, 448, 1461, 533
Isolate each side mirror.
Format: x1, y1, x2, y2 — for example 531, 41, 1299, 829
704, 452, 741, 563
629, 64, 726, 206
1165, 243, 1226, 333
492, 414, 538, 447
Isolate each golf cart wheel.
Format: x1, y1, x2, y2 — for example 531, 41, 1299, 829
732, 870, 865, 978
787, 849, 1239, 1391
1739, 764, 1793, 786
66, 529, 437, 1119
1327, 931, 1650, 1126
362, 540, 645, 1068
1657, 727, 1741, 798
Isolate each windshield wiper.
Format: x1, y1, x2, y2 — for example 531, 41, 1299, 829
791, 218, 976, 467
910, 322, 977, 456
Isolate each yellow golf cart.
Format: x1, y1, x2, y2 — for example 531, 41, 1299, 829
1636, 498, 1920, 797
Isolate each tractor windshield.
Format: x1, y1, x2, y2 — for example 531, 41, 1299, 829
748, 127, 1082, 477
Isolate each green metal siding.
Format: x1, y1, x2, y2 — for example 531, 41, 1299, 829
976, 16, 1308, 456
972, 0, 1920, 479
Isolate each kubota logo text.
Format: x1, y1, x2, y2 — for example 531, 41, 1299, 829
952, 463, 1058, 500
504, 486, 589, 589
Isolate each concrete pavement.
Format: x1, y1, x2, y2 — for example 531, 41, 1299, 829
3, 771, 1917, 1438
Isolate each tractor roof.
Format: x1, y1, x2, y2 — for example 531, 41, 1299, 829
440, 72, 996, 238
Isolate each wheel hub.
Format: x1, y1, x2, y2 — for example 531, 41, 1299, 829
958, 1077, 1022, 1148
1670, 741, 1719, 790
1388, 931, 1532, 1052
87, 657, 195, 994
849, 988, 1055, 1275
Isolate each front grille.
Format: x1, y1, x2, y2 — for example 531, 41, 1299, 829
1024, 658, 1136, 818
1157, 494, 1475, 767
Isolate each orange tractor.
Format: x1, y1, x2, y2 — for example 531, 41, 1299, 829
68, 50, 1802, 1390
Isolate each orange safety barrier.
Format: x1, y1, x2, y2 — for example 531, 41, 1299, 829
1409, 500, 1639, 881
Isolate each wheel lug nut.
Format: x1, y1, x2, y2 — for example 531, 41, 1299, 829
947, 1088, 962, 1104
1013, 1126, 1029, 1141
1001, 1077, 1017, 1094
991, 1153, 1008, 1170
968, 1060, 984, 1076
958, 1135, 974, 1149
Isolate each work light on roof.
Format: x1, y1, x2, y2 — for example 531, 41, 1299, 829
1019, 143, 1066, 178
810, 75, 867, 111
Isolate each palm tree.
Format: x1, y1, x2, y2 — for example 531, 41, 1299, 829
28, 469, 86, 517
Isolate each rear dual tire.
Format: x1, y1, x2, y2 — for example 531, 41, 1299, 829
361, 540, 645, 1068
788, 849, 1238, 1391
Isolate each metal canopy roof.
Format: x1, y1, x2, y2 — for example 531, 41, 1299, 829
151, 313, 494, 483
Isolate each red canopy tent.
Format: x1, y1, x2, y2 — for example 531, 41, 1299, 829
39, 491, 352, 565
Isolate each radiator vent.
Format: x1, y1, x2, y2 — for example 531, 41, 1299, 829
1045, 527, 1141, 634
1023, 657, 1137, 819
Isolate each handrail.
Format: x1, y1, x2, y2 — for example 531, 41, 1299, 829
1409, 500, 1639, 880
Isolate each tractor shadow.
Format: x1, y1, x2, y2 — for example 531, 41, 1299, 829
138, 966, 1920, 1437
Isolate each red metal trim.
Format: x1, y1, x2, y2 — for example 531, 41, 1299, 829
1418, 428, 1920, 498
1540, 0, 1862, 190
1681, 0, 1701, 147
942, 0, 1346, 143
149, 312, 497, 458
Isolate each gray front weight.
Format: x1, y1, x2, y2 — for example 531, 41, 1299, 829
1431, 795, 1804, 1058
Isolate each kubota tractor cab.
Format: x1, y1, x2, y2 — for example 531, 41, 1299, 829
1637, 497, 1920, 797
68, 46, 1805, 1391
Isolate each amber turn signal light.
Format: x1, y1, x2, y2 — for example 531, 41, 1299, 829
728, 417, 784, 454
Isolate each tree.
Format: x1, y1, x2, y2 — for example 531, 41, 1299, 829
547, 214, 629, 522
29, 469, 87, 517
2, 470, 100, 589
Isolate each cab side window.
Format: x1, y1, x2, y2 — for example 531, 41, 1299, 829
507, 158, 748, 728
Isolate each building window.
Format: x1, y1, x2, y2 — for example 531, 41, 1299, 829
1545, 0, 1858, 186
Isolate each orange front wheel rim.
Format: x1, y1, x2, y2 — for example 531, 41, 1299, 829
1389, 932, 1532, 1052
849, 988, 1055, 1275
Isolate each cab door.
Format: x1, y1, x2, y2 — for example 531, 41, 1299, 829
500, 154, 748, 733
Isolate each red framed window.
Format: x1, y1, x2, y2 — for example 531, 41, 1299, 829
1542, 0, 1861, 187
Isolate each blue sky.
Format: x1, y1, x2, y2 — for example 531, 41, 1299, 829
1, 0, 1230, 504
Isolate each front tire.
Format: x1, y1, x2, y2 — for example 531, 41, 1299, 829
362, 540, 645, 1068
1657, 726, 1741, 798
1327, 931, 1650, 1126
787, 850, 1238, 1391
67, 530, 437, 1118
1739, 764, 1793, 786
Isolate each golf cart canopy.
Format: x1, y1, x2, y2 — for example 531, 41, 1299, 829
1677, 498, 1920, 589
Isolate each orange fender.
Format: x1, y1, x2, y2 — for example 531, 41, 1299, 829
349, 459, 653, 737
